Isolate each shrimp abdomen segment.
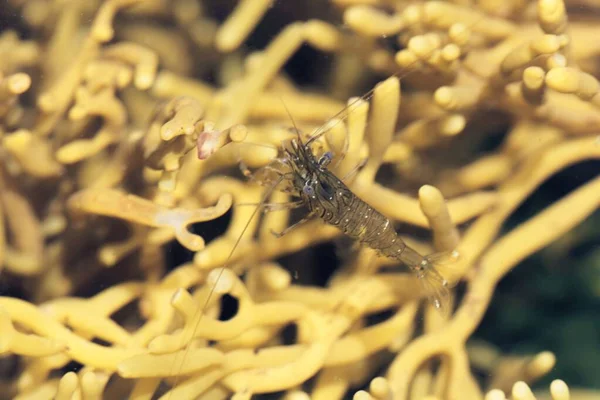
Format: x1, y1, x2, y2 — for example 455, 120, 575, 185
312, 175, 406, 258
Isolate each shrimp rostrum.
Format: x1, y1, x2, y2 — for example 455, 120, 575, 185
243, 124, 459, 315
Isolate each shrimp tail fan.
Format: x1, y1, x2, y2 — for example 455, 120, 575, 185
416, 250, 460, 317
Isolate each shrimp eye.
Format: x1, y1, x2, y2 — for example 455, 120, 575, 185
318, 180, 334, 198
303, 184, 315, 196
318, 151, 333, 168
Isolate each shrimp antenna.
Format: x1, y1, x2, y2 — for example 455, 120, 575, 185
241, 141, 279, 151
182, 130, 279, 163
184, 138, 278, 156
305, 13, 489, 148
278, 94, 304, 145
171, 103, 293, 386
305, 64, 417, 149
167, 175, 285, 396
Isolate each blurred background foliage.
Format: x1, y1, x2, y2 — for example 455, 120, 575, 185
474, 161, 600, 390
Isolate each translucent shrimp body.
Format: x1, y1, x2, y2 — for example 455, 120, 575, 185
284, 136, 455, 313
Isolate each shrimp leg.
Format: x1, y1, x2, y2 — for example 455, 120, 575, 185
238, 151, 289, 185
331, 127, 350, 171
341, 158, 367, 182
237, 200, 304, 212
263, 201, 304, 212
270, 212, 315, 238
239, 161, 281, 183
240, 158, 288, 178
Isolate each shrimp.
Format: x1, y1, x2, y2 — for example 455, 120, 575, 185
255, 126, 458, 314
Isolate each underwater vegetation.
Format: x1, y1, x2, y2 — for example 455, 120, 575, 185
0, 0, 599, 399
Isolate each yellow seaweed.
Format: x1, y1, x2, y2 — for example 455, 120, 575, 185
0, 0, 598, 399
